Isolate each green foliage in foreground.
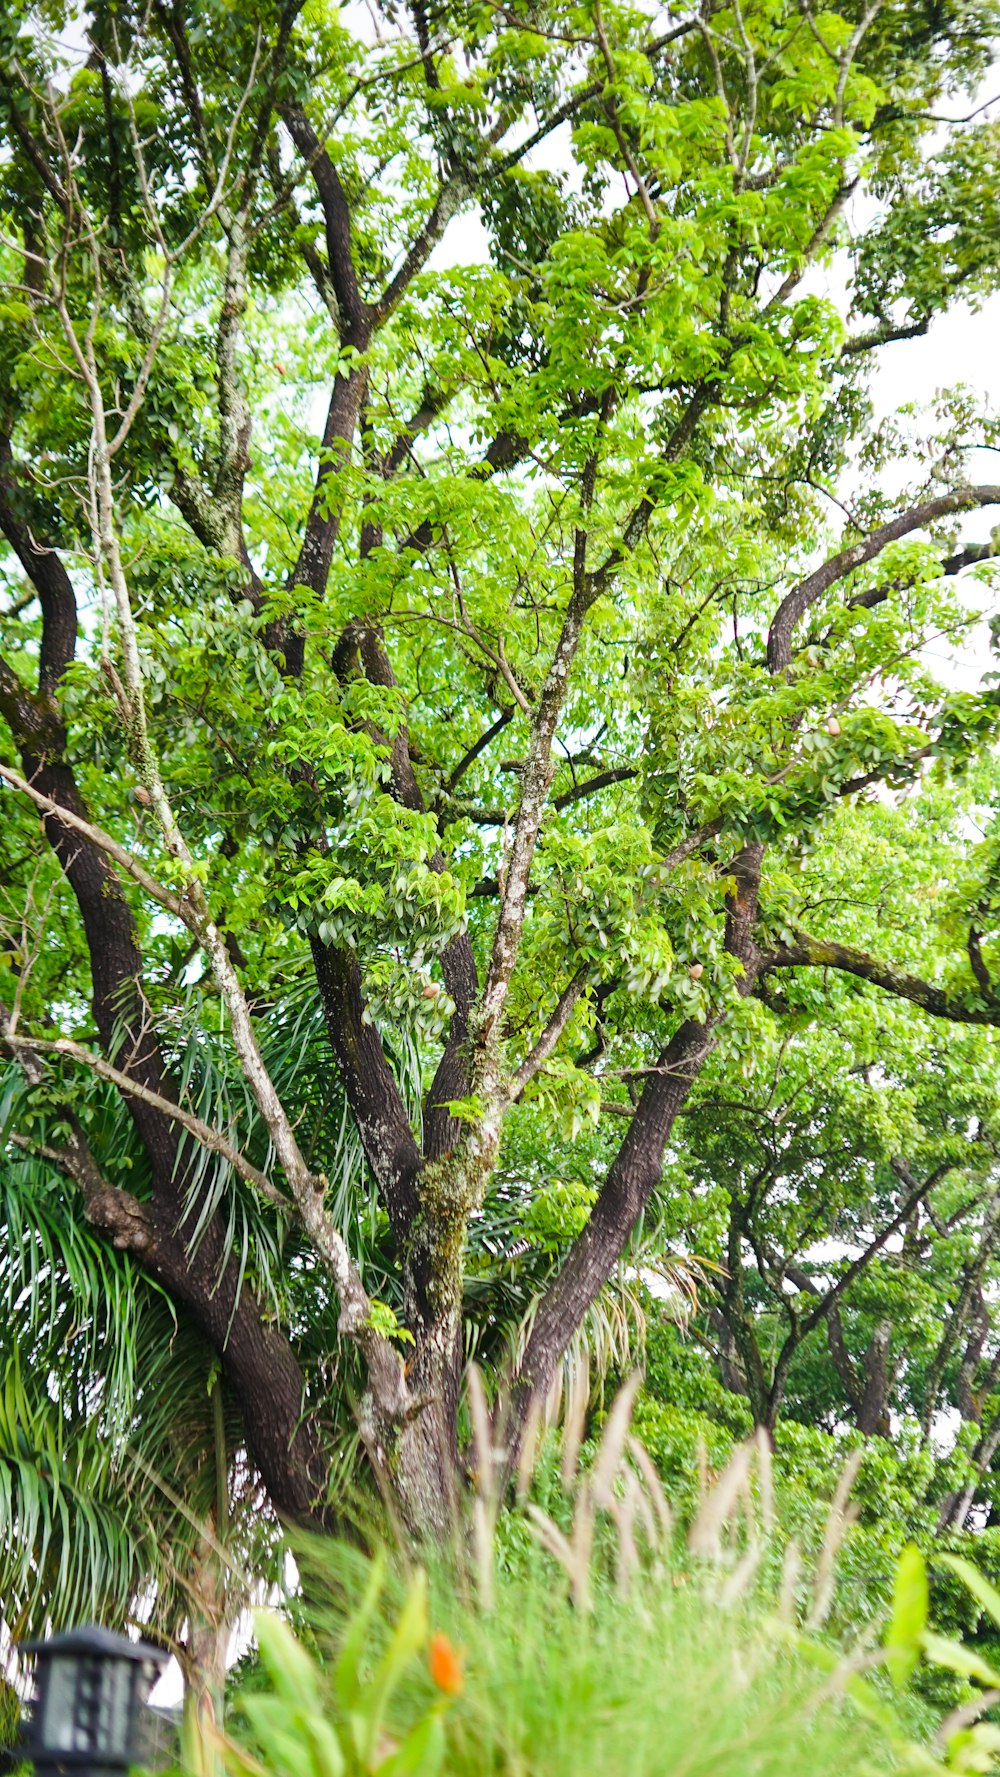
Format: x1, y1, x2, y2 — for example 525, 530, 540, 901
179, 1412, 1000, 1777
210, 1561, 888, 1777
201, 1521, 1000, 1777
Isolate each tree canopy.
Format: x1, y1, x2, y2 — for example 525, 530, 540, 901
2, 0, 1000, 1587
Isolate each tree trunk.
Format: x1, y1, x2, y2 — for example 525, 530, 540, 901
857, 1320, 894, 1437
499, 845, 765, 1475
359, 1319, 461, 1540
18, 733, 329, 1525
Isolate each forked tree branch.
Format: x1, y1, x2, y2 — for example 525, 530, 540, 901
764, 930, 1000, 1022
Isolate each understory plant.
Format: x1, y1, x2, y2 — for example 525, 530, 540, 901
189, 1382, 1000, 1777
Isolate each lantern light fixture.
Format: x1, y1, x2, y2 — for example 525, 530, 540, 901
18, 1626, 168, 1777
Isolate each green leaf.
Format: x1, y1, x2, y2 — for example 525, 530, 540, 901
374, 1710, 445, 1777
937, 1553, 1000, 1633
334, 1550, 388, 1710
885, 1542, 928, 1688
252, 1611, 322, 1709
356, 1570, 429, 1767
920, 1631, 1000, 1689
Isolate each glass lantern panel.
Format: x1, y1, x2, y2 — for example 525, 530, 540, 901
39, 1657, 79, 1753
97, 1659, 135, 1758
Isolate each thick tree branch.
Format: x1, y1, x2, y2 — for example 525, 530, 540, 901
553, 767, 636, 810
310, 938, 423, 1243
382, 387, 452, 478
841, 318, 931, 356
271, 108, 374, 614
212, 221, 254, 532
771, 1258, 863, 1415
0, 436, 78, 689
764, 178, 858, 311
767, 484, 1000, 672
500, 1015, 717, 1459
764, 930, 1000, 1023
501, 846, 766, 1465
969, 928, 994, 999
279, 105, 370, 333
392, 427, 548, 560
943, 542, 997, 575
288, 360, 372, 610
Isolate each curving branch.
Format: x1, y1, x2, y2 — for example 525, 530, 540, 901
763, 929, 1000, 1023
2, 1026, 291, 1211
553, 767, 636, 811
510, 969, 589, 1098
447, 706, 515, 792
841, 318, 931, 356
0, 760, 187, 922
1, 999, 115, 1208
767, 484, 1000, 672
0, 436, 78, 689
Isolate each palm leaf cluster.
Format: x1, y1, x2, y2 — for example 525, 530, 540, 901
1, 964, 693, 1647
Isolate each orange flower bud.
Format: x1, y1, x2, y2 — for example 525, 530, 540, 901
428, 1631, 464, 1695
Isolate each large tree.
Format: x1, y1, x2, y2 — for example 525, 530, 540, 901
2, 0, 1000, 1534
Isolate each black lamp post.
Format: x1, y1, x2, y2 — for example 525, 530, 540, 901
18, 1627, 168, 1777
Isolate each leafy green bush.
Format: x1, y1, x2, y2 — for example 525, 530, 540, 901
222, 1561, 453, 1777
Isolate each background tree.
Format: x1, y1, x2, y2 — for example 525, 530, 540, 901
664, 780, 1000, 1438
2, 0, 1000, 1537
